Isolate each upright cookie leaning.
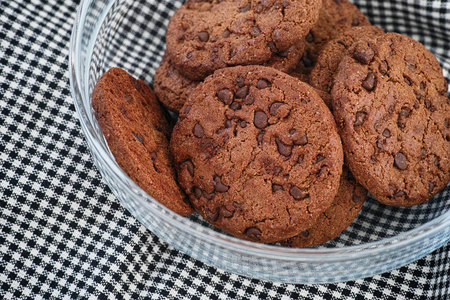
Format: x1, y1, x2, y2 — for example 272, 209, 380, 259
165, 0, 322, 80
332, 32, 450, 206
171, 65, 344, 243
92, 68, 193, 216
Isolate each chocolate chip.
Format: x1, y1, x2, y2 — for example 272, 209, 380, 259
254, 110, 268, 129
428, 181, 434, 194
362, 72, 376, 91
294, 134, 308, 146
184, 105, 192, 114
245, 227, 262, 240
193, 187, 202, 199
257, 79, 270, 89
217, 89, 234, 105
400, 107, 410, 118
382, 129, 391, 138
301, 230, 309, 237
197, 31, 209, 42
379, 60, 388, 75
193, 123, 205, 138
354, 111, 366, 126
214, 175, 229, 192
289, 186, 308, 200
221, 205, 235, 218
353, 45, 374, 65
187, 52, 193, 59
205, 209, 219, 222
257, 131, 265, 145
236, 76, 245, 88
377, 139, 385, 150
230, 102, 241, 111
316, 154, 326, 163
250, 26, 261, 37
238, 3, 251, 12
203, 191, 215, 200
394, 191, 405, 198
289, 129, 296, 135
275, 138, 292, 157
222, 29, 231, 38
272, 184, 284, 193
297, 154, 304, 164
394, 152, 408, 170
235, 86, 249, 99
225, 119, 232, 128
239, 120, 247, 128
444, 118, 449, 128
269, 102, 284, 116
424, 99, 435, 111
181, 160, 194, 177
267, 41, 278, 53
305, 32, 314, 43
132, 132, 144, 143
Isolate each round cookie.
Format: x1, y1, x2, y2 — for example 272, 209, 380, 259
153, 58, 201, 113
171, 65, 344, 243
331, 32, 450, 206
166, 0, 321, 80
309, 26, 385, 108
92, 68, 193, 216
295, 0, 371, 76
279, 166, 367, 248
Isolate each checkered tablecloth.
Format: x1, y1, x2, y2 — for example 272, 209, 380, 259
0, 0, 449, 299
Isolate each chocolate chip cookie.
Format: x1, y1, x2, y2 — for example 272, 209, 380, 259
171, 65, 343, 243
309, 26, 385, 108
166, 0, 322, 80
295, 0, 371, 77
331, 32, 450, 206
92, 68, 193, 216
280, 166, 367, 247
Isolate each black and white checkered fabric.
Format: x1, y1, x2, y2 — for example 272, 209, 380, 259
0, 0, 449, 299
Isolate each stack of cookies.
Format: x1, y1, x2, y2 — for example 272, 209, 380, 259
92, 0, 450, 247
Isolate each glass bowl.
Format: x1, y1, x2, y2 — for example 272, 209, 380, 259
69, 0, 450, 284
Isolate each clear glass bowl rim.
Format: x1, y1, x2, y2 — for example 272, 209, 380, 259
68, 0, 450, 264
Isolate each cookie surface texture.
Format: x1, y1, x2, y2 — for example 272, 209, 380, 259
332, 33, 450, 206
92, 68, 193, 216
166, 0, 322, 80
309, 26, 385, 108
280, 166, 367, 247
171, 65, 344, 243
295, 0, 371, 76
153, 58, 201, 113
